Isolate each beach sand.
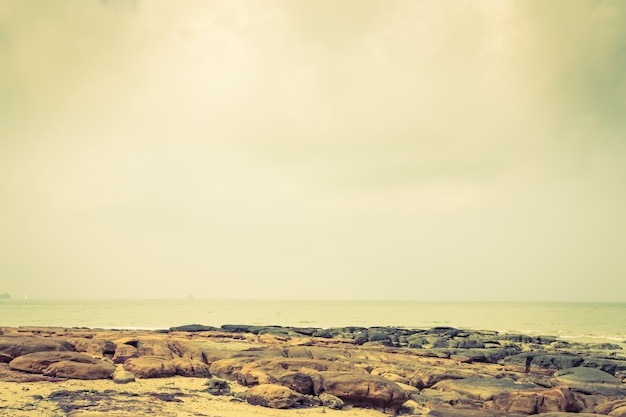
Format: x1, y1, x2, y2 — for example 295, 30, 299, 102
0, 375, 388, 417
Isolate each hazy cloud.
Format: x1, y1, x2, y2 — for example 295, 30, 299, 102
1, 0, 625, 300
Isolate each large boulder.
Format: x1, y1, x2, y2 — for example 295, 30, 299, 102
322, 373, 408, 412
123, 356, 176, 378
245, 383, 304, 409
9, 351, 114, 380
0, 337, 73, 362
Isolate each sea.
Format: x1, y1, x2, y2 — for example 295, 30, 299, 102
1, 299, 625, 347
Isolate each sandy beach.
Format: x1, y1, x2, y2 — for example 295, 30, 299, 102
0, 376, 388, 417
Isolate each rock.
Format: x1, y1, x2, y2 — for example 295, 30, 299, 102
413, 388, 473, 409
0, 336, 73, 362
245, 383, 303, 408
582, 357, 626, 376
42, 359, 115, 380
123, 356, 176, 378
9, 351, 115, 380
429, 409, 520, 417
501, 353, 585, 374
169, 324, 220, 332
171, 357, 210, 377
9, 352, 98, 373
111, 368, 135, 384
135, 339, 174, 359
168, 340, 206, 361
205, 377, 231, 395
594, 400, 626, 415
209, 357, 257, 378
319, 392, 344, 409
112, 343, 138, 364
275, 371, 315, 395
432, 377, 538, 401
67, 338, 116, 358
399, 399, 429, 415
553, 367, 626, 395
322, 373, 408, 412
491, 387, 582, 414
409, 365, 482, 389
610, 407, 626, 417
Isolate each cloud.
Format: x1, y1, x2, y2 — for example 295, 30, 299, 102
1, 1, 625, 300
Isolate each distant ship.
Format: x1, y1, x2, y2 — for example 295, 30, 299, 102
0, 293, 10, 299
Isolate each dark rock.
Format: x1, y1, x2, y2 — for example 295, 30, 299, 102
501, 353, 585, 374
169, 324, 220, 332
205, 376, 231, 395
582, 357, 626, 376
553, 367, 626, 395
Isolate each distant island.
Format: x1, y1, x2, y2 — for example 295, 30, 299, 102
0, 293, 10, 299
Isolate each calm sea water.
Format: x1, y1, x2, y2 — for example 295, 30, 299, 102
1, 300, 625, 345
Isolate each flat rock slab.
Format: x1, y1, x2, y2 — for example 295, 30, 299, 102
432, 377, 538, 401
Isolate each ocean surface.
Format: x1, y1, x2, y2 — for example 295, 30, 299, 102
1, 299, 625, 346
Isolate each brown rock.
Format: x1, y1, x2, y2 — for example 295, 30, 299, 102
491, 387, 582, 414
67, 338, 116, 358
0, 336, 73, 362
168, 339, 205, 361
275, 371, 316, 395
123, 356, 176, 378
610, 407, 626, 417
42, 359, 116, 380
9, 352, 101, 374
245, 383, 303, 409
112, 343, 138, 364
136, 339, 174, 359
171, 357, 210, 377
322, 373, 408, 412
209, 357, 256, 379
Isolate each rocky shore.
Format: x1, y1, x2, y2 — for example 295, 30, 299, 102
1, 324, 625, 417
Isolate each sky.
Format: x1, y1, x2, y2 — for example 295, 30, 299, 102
1, 0, 626, 301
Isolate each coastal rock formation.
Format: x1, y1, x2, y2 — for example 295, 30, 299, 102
8, 351, 115, 379
123, 356, 177, 378
322, 373, 408, 412
0, 324, 625, 414
244, 383, 304, 409
0, 336, 73, 362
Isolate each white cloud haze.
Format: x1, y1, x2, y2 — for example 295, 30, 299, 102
1, 0, 625, 300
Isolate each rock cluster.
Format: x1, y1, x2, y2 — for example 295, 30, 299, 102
1, 324, 625, 415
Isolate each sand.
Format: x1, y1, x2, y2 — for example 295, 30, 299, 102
0, 376, 389, 417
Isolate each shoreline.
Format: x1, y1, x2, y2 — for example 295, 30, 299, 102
1, 325, 626, 416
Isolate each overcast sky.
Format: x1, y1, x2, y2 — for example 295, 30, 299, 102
1, 0, 625, 301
